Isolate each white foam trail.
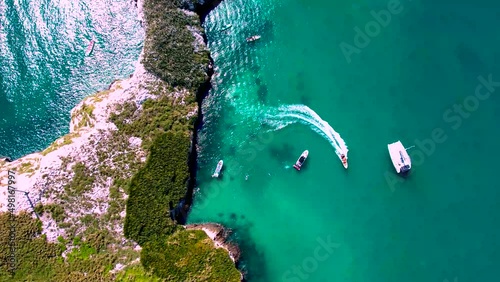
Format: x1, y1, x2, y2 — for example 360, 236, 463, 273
265, 104, 348, 161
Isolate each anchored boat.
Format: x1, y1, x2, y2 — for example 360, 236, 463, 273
246, 35, 261, 42
293, 150, 309, 171
388, 141, 412, 175
212, 160, 223, 178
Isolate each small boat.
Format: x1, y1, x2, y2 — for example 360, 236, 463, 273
340, 154, 348, 169
246, 35, 261, 42
388, 141, 412, 175
293, 150, 309, 171
212, 160, 223, 178
220, 24, 232, 31
86, 39, 95, 56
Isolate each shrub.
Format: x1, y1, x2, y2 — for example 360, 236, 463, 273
141, 230, 241, 281
124, 132, 191, 245
64, 162, 95, 196
142, 0, 209, 90
0, 212, 126, 281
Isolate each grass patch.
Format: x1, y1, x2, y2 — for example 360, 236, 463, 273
41, 132, 80, 156
110, 95, 196, 149
17, 162, 33, 174
34, 204, 66, 223
115, 265, 165, 282
64, 162, 95, 196
72, 102, 95, 129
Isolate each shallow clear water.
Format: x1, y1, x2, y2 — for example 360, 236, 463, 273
0, 0, 143, 159
189, 0, 500, 281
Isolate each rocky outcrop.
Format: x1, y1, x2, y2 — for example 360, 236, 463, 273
186, 223, 241, 263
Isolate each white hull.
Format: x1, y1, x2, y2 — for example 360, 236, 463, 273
212, 160, 223, 178
293, 150, 309, 171
342, 158, 348, 169
246, 35, 261, 42
388, 141, 411, 174
340, 153, 348, 169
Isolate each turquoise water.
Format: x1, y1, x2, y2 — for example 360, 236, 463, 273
3, 0, 500, 281
189, 0, 500, 281
0, 0, 143, 159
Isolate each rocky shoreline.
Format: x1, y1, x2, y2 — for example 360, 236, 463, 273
1, 0, 243, 280
186, 223, 241, 263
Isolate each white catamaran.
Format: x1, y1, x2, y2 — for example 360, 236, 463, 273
388, 141, 412, 175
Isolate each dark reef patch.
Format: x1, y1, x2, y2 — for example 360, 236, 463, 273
257, 84, 268, 102
227, 222, 268, 281
249, 64, 260, 74
269, 143, 295, 159
295, 71, 305, 92
299, 94, 310, 105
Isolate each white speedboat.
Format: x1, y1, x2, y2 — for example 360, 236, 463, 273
293, 150, 309, 171
340, 153, 348, 169
246, 35, 261, 42
212, 160, 223, 178
388, 141, 411, 174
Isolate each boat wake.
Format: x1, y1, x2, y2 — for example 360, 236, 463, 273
263, 104, 348, 161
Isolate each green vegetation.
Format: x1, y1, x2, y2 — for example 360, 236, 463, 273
34, 203, 66, 223
41, 132, 80, 156
141, 230, 241, 282
142, 0, 210, 90
72, 102, 95, 129
17, 162, 33, 174
115, 265, 165, 282
0, 212, 125, 281
15, 159, 40, 175
64, 162, 96, 196
124, 132, 190, 245
0, 0, 240, 281
109, 94, 196, 148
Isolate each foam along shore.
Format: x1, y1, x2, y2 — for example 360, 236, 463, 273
0, 0, 242, 279
0, 52, 242, 277
0, 57, 158, 240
